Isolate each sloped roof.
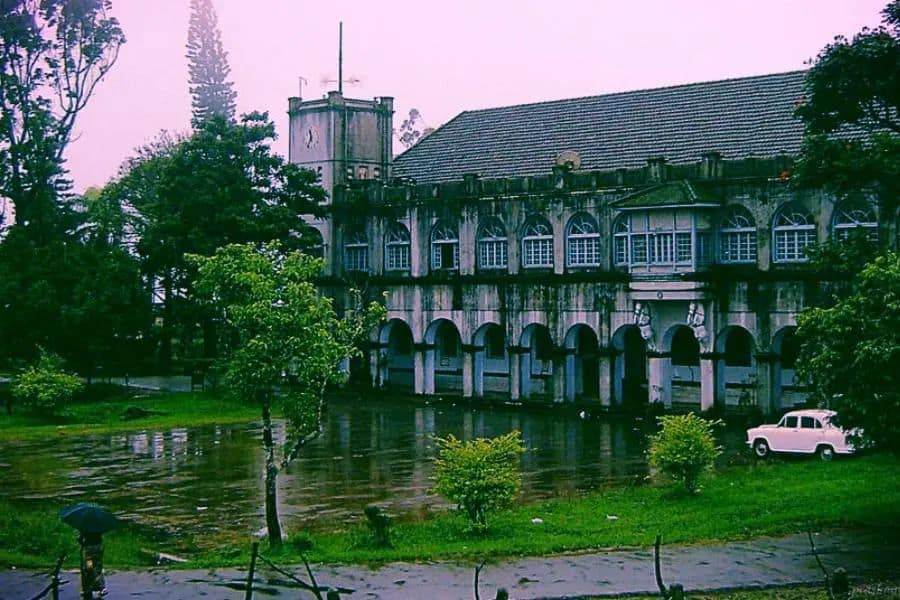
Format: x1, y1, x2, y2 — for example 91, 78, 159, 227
614, 181, 721, 210
392, 71, 807, 184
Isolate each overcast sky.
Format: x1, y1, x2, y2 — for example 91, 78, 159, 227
65, 0, 887, 192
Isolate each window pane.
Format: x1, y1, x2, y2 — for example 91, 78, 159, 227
785, 416, 798, 428
801, 416, 815, 429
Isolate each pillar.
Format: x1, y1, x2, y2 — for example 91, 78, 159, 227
413, 345, 429, 395
508, 346, 522, 401
648, 354, 668, 406
700, 353, 717, 412
597, 348, 613, 407
462, 346, 475, 398
564, 351, 576, 402
553, 355, 566, 403
755, 354, 775, 415
472, 346, 485, 398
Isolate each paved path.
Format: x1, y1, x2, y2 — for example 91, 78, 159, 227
2, 531, 898, 599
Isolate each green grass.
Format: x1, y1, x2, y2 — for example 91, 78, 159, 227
0, 389, 264, 441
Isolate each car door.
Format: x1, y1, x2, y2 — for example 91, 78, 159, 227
773, 415, 799, 451
797, 416, 821, 452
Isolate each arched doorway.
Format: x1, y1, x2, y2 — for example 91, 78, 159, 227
612, 325, 647, 406
564, 324, 599, 401
378, 319, 414, 390
425, 319, 463, 393
665, 325, 701, 406
472, 323, 508, 398
520, 323, 554, 399
716, 326, 756, 409
772, 326, 804, 410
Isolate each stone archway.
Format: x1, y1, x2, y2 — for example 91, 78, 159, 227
612, 325, 647, 407
564, 324, 599, 401
715, 326, 757, 409
772, 326, 804, 410
472, 323, 508, 398
424, 319, 463, 394
519, 323, 555, 400
662, 325, 701, 407
378, 319, 414, 390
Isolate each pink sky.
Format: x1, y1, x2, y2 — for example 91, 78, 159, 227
65, 0, 887, 192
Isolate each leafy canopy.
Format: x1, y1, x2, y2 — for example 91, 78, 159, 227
433, 431, 526, 530
796, 252, 900, 453
12, 349, 84, 416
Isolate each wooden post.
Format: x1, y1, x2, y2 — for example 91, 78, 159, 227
245, 542, 259, 600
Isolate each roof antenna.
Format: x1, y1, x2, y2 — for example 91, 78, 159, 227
338, 21, 343, 95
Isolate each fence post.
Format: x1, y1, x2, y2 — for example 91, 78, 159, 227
245, 542, 259, 600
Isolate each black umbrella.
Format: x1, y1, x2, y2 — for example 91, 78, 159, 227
59, 503, 119, 535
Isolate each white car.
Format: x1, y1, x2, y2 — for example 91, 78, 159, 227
746, 409, 856, 461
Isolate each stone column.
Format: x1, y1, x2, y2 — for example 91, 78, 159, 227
564, 350, 577, 402
597, 347, 613, 407
700, 352, 717, 412
508, 346, 523, 401
647, 353, 669, 406
755, 353, 776, 415
461, 345, 475, 398
413, 345, 426, 395
553, 354, 566, 403
472, 346, 486, 398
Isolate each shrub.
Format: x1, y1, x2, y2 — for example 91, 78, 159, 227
12, 350, 83, 416
433, 430, 525, 530
648, 414, 722, 494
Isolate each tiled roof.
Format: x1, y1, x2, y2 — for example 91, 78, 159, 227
392, 71, 807, 184
614, 181, 721, 210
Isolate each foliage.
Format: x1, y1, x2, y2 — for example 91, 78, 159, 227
0, 0, 125, 236
794, 1, 900, 211
796, 252, 900, 453
648, 414, 722, 494
105, 115, 327, 367
433, 431, 526, 530
396, 108, 434, 150
186, 0, 237, 125
190, 242, 385, 545
12, 350, 83, 416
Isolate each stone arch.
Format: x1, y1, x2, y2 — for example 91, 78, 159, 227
424, 319, 463, 394
564, 324, 599, 401
772, 326, 805, 410
519, 323, 555, 399
472, 323, 508, 398
715, 325, 757, 409
662, 324, 701, 407
611, 324, 647, 406
377, 319, 414, 390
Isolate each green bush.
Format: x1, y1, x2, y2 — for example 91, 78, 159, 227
433, 430, 525, 530
12, 351, 83, 416
648, 414, 722, 494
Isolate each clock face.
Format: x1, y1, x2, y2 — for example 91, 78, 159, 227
304, 125, 320, 149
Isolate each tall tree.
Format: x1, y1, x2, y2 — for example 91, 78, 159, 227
186, 0, 237, 125
0, 0, 125, 237
794, 1, 899, 218
191, 243, 384, 546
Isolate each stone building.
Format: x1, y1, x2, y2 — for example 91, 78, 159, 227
288, 71, 887, 413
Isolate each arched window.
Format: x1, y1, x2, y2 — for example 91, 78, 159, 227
566, 213, 601, 267
773, 205, 816, 263
343, 226, 368, 272
832, 200, 877, 242
431, 220, 459, 271
303, 227, 325, 259
477, 217, 508, 270
384, 222, 411, 271
521, 216, 554, 268
719, 205, 757, 264
613, 215, 629, 266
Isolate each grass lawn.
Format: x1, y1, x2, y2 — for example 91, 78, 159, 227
0, 389, 263, 441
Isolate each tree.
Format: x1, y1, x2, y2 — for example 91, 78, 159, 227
794, 1, 900, 215
106, 115, 326, 368
433, 431, 525, 530
647, 414, 721, 494
395, 108, 434, 150
0, 0, 125, 236
186, 0, 237, 125
12, 349, 83, 416
190, 243, 384, 546
796, 253, 900, 453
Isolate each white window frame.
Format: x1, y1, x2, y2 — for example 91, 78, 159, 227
343, 228, 369, 272
613, 217, 629, 266
719, 206, 758, 264
384, 223, 411, 271
773, 207, 816, 263
833, 202, 878, 242
521, 217, 554, 269
566, 213, 601, 267
431, 220, 460, 271
477, 218, 508, 271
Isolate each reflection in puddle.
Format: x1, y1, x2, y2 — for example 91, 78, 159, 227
0, 397, 746, 539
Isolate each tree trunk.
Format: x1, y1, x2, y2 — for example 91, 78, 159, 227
261, 394, 283, 547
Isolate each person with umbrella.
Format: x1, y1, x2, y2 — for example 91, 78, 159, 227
60, 503, 118, 598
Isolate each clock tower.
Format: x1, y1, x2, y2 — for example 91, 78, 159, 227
288, 91, 394, 202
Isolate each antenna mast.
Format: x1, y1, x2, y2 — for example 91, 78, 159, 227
338, 22, 343, 95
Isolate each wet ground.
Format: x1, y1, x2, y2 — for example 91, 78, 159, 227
0, 395, 748, 539
3, 530, 898, 599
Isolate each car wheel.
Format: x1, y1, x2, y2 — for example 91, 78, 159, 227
753, 439, 770, 459
817, 445, 835, 462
